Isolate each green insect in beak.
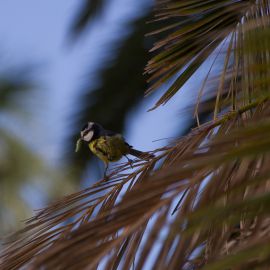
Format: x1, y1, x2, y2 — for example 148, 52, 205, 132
76, 122, 154, 178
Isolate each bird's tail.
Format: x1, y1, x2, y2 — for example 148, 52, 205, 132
129, 148, 154, 160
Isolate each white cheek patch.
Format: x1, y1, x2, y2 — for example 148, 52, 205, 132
84, 131, 94, 141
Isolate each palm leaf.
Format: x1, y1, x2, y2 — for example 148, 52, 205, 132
0, 74, 34, 111
145, 0, 265, 111
0, 70, 76, 234
70, 0, 107, 36
2, 98, 270, 269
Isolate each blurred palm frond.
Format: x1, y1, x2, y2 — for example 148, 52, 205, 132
0, 72, 75, 234
0, 76, 33, 110
0, 129, 65, 234
70, 0, 107, 36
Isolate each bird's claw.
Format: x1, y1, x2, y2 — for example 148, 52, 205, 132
125, 155, 134, 169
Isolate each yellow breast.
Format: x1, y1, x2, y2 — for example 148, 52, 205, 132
89, 135, 129, 164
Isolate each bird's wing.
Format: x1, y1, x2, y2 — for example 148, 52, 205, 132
104, 129, 132, 148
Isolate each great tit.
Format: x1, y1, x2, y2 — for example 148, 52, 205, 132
76, 122, 154, 177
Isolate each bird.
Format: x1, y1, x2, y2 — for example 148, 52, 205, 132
76, 122, 154, 178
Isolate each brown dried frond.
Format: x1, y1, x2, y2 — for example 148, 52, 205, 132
2, 99, 270, 269
146, 0, 269, 114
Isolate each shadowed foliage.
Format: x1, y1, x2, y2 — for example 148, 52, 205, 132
1, 0, 270, 269
0, 76, 32, 110
0, 75, 37, 233
70, 0, 107, 36
0, 72, 75, 234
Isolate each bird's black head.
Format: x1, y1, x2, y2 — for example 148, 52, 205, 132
80, 122, 103, 142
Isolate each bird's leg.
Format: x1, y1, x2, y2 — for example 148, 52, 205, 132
124, 155, 133, 169
103, 162, 109, 179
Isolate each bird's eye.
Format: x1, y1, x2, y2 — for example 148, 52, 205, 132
81, 123, 88, 131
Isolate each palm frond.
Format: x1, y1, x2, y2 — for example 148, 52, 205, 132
0, 70, 76, 234
145, 0, 269, 112
70, 0, 107, 36
2, 97, 270, 269
0, 74, 34, 111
